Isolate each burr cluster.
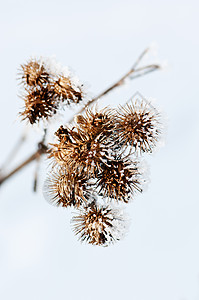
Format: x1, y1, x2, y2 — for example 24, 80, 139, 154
19, 57, 84, 124
45, 101, 162, 246
19, 56, 163, 246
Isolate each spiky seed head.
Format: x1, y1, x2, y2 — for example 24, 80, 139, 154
20, 59, 50, 87
75, 107, 116, 138
71, 201, 127, 246
50, 138, 105, 175
20, 87, 58, 124
116, 99, 161, 154
49, 127, 112, 175
53, 76, 83, 104
19, 56, 85, 125
96, 158, 144, 202
43, 167, 94, 208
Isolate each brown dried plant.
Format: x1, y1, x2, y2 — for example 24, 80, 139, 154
49, 108, 117, 176
96, 157, 144, 203
44, 167, 94, 208
21, 87, 59, 124
116, 99, 161, 154
53, 76, 83, 104
71, 201, 127, 246
75, 107, 116, 138
0, 48, 164, 246
19, 57, 84, 124
20, 59, 50, 87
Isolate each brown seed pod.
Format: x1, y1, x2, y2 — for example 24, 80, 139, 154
96, 157, 144, 203
49, 126, 113, 175
43, 167, 94, 208
19, 59, 50, 87
116, 99, 161, 154
20, 86, 58, 124
71, 201, 127, 246
19, 57, 85, 124
53, 76, 83, 104
75, 107, 116, 138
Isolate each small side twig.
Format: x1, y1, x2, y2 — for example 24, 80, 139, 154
68, 48, 160, 124
0, 143, 48, 186
33, 129, 47, 192
0, 132, 27, 172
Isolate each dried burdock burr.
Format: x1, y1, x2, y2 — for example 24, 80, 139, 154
96, 157, 144, 203
116, 98, 162, 154
49, 123, 114, 176
20, 86, 58, 124
53, 76, 83, 104
71, 201, 127, 246
20, 59, 50, 87
75, 107, 116, 138
43, 167, 95, 208
19, 56, 85, 124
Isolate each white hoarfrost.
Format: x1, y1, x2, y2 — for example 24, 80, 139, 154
43, 56, 84, 91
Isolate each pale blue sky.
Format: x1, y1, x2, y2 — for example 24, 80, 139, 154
0, 1, 199, 300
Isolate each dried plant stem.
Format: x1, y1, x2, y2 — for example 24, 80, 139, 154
68, 47, 160, 124
68, 63, 159, 124
0, 143, 47, 186
33, 156, 41, 192
0, 132, 27, 171
93, 64, 159, 100
129, 64, 160, 80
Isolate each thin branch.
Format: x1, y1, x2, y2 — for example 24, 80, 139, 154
0, 143, 48, 186
68, 60, 160, 124
129, 64, 160, 79
32, 128, 47, 192
92, 64, 160, 101
0, 132, 27, 172
131, 47, 150, 69
33, 155, 40, 192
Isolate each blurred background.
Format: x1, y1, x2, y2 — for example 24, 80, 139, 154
0, 0, 199, 299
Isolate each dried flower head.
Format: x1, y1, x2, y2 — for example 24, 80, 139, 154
53, 76, 83, 104
49, 125, 113, 175
96, 157, 144, 202
71, 201, 127, 246
20, 87, 58, 124
75, 107, 116, 138
43, 167, 94, 208
19, 57, 85, 124
20, 59, 50, 87
116, 99, 161, 153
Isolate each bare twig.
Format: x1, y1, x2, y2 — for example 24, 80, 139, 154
33, 156, 40, 192
129, 64, 160, 80
68, 48, 160, 124
0, 143, 48, 186
0, 132, 27, 172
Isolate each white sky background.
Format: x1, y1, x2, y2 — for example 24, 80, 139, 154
0, 0, 199, 299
